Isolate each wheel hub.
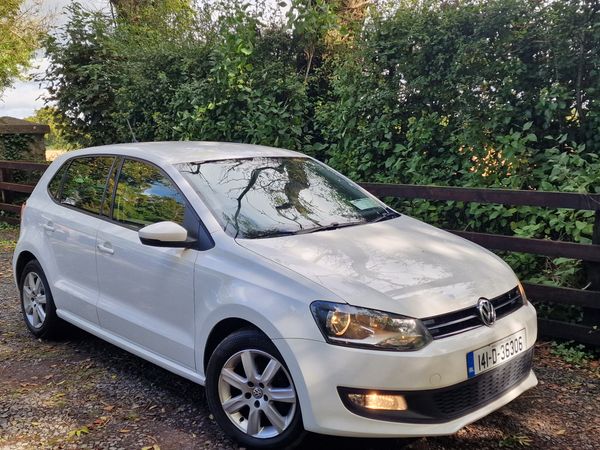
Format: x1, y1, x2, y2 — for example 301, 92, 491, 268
252, 386, 264, 398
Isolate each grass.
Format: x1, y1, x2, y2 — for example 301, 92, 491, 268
499, 434, 532, 448
0, 222, 19, 231
0, 239, 17, 252
0, 223, 19, 251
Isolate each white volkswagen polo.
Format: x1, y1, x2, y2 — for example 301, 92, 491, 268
13, 142, 537, 448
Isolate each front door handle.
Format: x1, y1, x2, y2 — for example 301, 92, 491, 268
97, 242, 114, 255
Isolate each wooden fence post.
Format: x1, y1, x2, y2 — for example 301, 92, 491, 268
583, 210, 600, 328
1, 165, 13, 205
0, 166, 4, 204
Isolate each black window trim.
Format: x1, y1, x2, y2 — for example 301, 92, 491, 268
99, 156, 121, 218
45, 153, 215, 251
47, 159, 71, 201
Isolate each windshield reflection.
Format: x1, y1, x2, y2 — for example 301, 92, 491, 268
178, 157, 392, 239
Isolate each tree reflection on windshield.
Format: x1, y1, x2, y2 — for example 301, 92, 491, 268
178, 157, 388, 239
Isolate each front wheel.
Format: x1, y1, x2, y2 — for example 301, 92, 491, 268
205, 329, 304, 449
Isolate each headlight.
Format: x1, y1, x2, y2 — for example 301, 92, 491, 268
310, 301, 432, 351
518, 281, 528, 304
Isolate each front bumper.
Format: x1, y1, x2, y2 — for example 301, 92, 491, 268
274, 302, 538, 437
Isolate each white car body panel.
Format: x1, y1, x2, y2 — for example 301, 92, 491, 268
237, 214, 519, 318
191, 234, 342, 379
96, 223, 198, 369
13, 141, 538, 439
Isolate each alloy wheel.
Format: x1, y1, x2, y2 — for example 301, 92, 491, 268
22, 272, 47, 329
217, 349, 297, 439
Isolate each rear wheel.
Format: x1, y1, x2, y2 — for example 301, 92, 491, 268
206, 329, 304, 449
19, 260, 62, 338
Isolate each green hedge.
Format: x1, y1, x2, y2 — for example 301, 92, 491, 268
44, 0, 600, 313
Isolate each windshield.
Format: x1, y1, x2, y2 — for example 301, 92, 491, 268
177, 157, 396, 239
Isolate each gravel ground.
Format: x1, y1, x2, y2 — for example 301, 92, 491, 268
0, 229, 599, 450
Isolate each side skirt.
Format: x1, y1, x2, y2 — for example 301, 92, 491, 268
57, 309, 205, 386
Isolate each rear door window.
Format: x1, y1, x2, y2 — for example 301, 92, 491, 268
59, 156, 116, 214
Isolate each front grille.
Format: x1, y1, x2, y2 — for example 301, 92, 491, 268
338, 347, 534, 424
422, 287, 524, 340
431, 347, 534, 418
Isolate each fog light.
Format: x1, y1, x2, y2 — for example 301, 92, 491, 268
347, 392, 407, 411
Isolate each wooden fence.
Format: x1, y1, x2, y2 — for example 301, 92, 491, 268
0, 160, 49, 225
0, 160, 598, 345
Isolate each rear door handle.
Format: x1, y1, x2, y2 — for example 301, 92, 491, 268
42, 222, 55, 232
97, 242, 114, 255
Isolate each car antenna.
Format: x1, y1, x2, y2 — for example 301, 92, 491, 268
126, 118, 138, 143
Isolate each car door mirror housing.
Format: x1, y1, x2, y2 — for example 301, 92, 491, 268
138, 221, 196, 248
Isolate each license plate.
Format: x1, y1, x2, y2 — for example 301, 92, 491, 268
466, 329, 526, 378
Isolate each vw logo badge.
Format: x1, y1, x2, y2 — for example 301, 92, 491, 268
252, 387, 263, 399
477, 298, 496, 326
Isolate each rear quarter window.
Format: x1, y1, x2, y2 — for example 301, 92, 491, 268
47, 162, 69, 200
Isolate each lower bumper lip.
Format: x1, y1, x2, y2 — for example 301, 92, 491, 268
338, 347, 534, 424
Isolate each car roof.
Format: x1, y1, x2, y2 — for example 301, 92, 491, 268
62, 141, 305, 165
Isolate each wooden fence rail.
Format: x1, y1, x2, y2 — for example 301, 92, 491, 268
0, 161, 598, 345
360, 183, 600, 210
0, 160, 48, 225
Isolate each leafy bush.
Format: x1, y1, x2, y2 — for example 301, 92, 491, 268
550, 341, 596, 366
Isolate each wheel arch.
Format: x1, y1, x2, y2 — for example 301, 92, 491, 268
15, 250, 38, 286
202, 317, 265, 371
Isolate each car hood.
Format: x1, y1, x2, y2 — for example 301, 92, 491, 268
236, 215, 519, 318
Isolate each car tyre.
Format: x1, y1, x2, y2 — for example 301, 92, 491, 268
206, 329, 305, 449
19, 260, 62, 339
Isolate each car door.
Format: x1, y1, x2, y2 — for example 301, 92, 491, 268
95, 158, 198, 369
42, 156, 116, 325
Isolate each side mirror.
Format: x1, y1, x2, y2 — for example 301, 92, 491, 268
138, 221, 195, 248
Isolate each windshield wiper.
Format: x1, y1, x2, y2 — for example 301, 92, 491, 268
248, 222, 364, 238
250, 214, 395, 239
251, 230, 304, 239
370, 209, 400, 223
295, 221, 367, 235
